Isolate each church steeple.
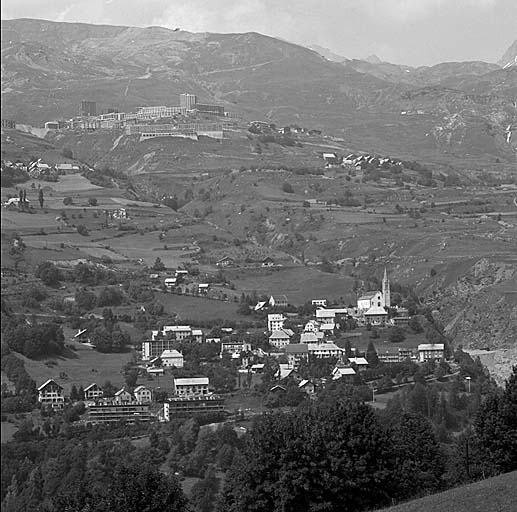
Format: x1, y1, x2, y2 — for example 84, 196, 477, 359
382, 267, 390, 308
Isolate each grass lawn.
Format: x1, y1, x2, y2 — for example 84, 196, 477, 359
226, 266, 356, 305
378, 470, 517, 512
17, 341, 133, 394
156, 292, 249, 322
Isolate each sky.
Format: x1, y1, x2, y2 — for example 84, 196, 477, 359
1, 0, 516, 66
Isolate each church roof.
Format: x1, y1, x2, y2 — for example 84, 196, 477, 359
358, 291, 380, 300
365, 305, 388, 316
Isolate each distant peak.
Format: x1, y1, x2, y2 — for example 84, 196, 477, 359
365, 54, 382, 64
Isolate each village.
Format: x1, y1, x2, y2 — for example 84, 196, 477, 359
35, 268, 447, 426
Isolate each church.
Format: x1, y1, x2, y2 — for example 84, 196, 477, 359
357, 269, 391, 325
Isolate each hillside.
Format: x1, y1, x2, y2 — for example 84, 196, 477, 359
378, 471, 517, 512
1, 18, 516, 165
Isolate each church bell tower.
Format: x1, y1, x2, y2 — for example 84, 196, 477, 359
382, 267, 391, 308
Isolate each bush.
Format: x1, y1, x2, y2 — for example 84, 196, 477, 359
63, 197, 73, 206
282, 182, 294, 193
77, 224, 89, 236
88, 197, 98, 206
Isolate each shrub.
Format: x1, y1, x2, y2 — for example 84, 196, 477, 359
63, 197, 73, 206
282, 182, 294, 193
76, 224, 89, 236
88, 197, 98, 206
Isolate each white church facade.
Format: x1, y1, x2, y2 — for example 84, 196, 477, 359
357, 269, 391, 324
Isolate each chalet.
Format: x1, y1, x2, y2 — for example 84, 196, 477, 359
262, 257, 275, 267
250, 363, 265, 374
322, 153, 341, 167
38, 379, 64, 409
312, 299, 327, 307
304, 320, 319, 332
192, 329, 204, 343
164, 277, 177, 288
298, 379, 316, 396
221, 340, 252, 357
285, 344, 309, 367
84, 383, 103, 400
113, 388, 133, 404
267, 313, 286, 332
316, 308, 336, 324
300, 331, 324, 343
173, 377, 209, 398
347, 357, 369, 370
276, 364, 302, 383
175, 269, 189, 278
308, 343, 343, 359
268, 295, 288, 308
161, 349, 184, 368
216, 256, 235, 267
134, 385, 152, 404
198, 283, 210, 294
364, 305, 388, 326
268, 328, 294, 349
418, 343, 445, 362
332, 365, 356, 380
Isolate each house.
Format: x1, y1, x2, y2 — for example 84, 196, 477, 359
364, 305, 388, 326
262, 257, 275, 267
164, 277, 177, 288
303, 320, 319, 332
276, 364, 302, 383
254, 301, 267, 311
418, 343, 445, 362
300, 331, 324, 343
221, 340, 252, 357
161, 349, 184, 368
332, 364, 356, 380
316, 308, 336, 324
250, 363, 265, 373
74, 328, 88, 341
267, 313, 286, 332
154, 325, 192, 341
113, 388, 133, 404
378, 347, 415, 363
38, 379, 65, 408
270, 384, 286, 393
268, 295, 288, 308
134, 385, 152, 403
298, 379, 316, 396
285, 344, 309, 367
192, 329, 204, 343
322, 153, 341, 167
348, 357, 369, 370
205, 337, 221, 344
198, 283, 210, 294
307, 343, 343, 359
357, 291, 384, 311
175, 269, 189, 278
216, 256, 235, 267
312, 299, 327, 307
268, 328, 294, 349
173, 377, 210, 397
84, 383, 103, 400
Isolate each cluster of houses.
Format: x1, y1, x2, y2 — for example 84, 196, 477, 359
37, 375, 223, 422
322, 152, 403, 171
216, 255, 276, 268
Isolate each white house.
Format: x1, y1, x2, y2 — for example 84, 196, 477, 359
84, 383, 103, 400
348, 357, 369, 369
161, 349, 184, 368
192, 329, 204, 343
418, 343, 445, 362
307, 343, 343, 359
164, 277, 177, 288
332, 365, 356, 380
134, 385, 152, 403
268, 313, 286, 332
268, 328, 294, 349
300, 331, 324, 343
173, 377, 209, 397
364, 305, 388, 325
268, 295, 288, 308
38, 379, 64, 409
316, 308, 336, 324
312, 299, 327, 307
114, 388, 133, 404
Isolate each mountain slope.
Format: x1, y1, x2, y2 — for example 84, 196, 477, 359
1, 18, 516, 165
